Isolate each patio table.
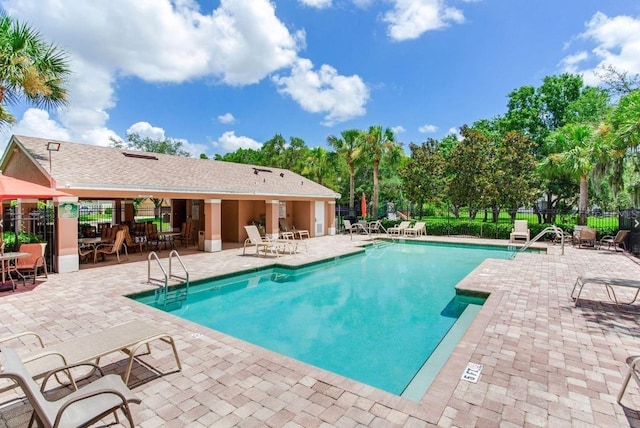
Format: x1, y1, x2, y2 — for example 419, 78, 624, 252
0, 252, 30, 291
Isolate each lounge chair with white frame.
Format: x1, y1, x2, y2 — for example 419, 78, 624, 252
404, 222, 426, 237
243, 225, 282, 257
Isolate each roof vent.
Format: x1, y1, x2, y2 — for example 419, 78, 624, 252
252, 167, 272, 175
122, 152, 158, 160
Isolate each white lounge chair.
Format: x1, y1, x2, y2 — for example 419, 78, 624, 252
404, 222, 426, 237
243, 225, 283, 257
343, 219, 367, 235
509, 220, 530, 242
388, 221, 410, 236
279, 218, 310, 239
1, 346, 141, 428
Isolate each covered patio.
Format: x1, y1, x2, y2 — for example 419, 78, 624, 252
0, 135, 339, 273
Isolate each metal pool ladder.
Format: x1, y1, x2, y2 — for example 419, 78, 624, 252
147, 250, 190, 306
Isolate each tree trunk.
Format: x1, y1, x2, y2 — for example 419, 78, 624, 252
579, 174, 588, 225
372, 160, 380, 219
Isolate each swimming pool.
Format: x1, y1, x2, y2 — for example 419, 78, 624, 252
131, 241, 514, 398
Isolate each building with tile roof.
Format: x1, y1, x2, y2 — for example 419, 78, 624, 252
1, 135, 340, 273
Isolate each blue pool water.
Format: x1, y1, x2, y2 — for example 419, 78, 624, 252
132, 242, 514, 396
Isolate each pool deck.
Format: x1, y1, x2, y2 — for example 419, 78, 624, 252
1, 234, 640, 427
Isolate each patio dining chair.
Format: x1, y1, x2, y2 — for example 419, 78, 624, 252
15, 243, 48, 284
94, 230, 128, 263
600, 230, 630, 252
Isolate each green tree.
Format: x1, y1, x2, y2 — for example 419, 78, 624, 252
604, 90, 640, 204
492, 131, 538, 221
541, 124, 606, 225
362, 125, 396, 218
328, 129, 363, 217
399, 140, 446, 218
110, 132, 191, 157
0, 11, 70, 126
446, 126, 493, 219
302, 146, 330, 185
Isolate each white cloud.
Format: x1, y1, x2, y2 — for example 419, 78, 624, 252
0, 109, 70, 150
561, 12, 640, 86
127, 122, 167, 140
383, 0, 465, 41
218, 113, 236, 124
560, 51, 589, 74
448, 127, 462, 140
419, 123, 438, 133
0, 0, 306, 144
298, 0, 332, 8
272, 58, 369, 126
391, 125, 406, 135
214, 131, 261, 152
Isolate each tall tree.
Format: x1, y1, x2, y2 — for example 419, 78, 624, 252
328, 129, 363, 217
363, 125, 396, 218
302, 146, 330, 185
399, 139, 446, 218
447, 126, 493, 219
0, 11, 70, 126
542, 124, 605, 225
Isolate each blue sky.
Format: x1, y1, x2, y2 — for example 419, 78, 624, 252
1, 0, 640, 157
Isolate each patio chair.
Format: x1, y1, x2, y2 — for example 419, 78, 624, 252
368, 220, 382, 234
600, 230, 630, 252
618, 355, 640, 405
94, 230, 128, 263
343, 219, 367, 235
578, 227, 597, 249
78, 245, 93, 264
388, 221, 410, 236
243, 225, 281, 257
145, 223, 161, 251
404, 222, 426, 237
174, 222, 193, 247
0, 347, 141, 428
122, 225, 144, 254
279, 218, 309, 239
509, 220, 530, 242
15, 243, 48, 284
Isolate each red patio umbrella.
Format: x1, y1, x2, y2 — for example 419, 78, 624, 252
361, 193, 367, 219
0, 174, 71, 200
0, 174, 72, 232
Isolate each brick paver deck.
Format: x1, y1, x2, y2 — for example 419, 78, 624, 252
1, 234, 640, 427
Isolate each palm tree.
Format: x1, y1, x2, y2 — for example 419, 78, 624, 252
362, 125, 396, 219
542, 123, 606, 225
0, 12, 70, 126
328, 129, 362, 217
302, 146, 330, 185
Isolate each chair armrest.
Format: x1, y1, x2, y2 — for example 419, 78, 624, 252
0, 331, 45, 348
55, 387, 132, 427
41, 361, 105, 391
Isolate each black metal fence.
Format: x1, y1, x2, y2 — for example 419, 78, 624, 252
2, 205, 56, 271
335, 204, 626, 239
